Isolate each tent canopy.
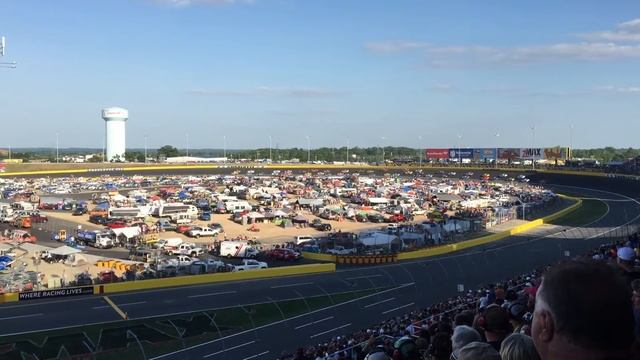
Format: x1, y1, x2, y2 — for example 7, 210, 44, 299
50, 245, 82, 256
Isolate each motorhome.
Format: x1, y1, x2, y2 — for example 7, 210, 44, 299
154, 203, 198, 219
224, 201, 252, 213
11, 202, 35, 211
108, 207, 142, 219
219, 241, 259, 258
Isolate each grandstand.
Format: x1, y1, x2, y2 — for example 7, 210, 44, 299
280, 236, 640, 360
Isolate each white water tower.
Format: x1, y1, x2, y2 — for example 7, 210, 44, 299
101, 107, 128, 161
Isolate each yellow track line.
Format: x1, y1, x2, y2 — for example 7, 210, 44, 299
103, 296, 128, 320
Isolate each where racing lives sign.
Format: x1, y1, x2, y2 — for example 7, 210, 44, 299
18, 286, 94, 301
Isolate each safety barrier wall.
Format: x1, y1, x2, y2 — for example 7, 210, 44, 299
541, 197, 583, 223
95, 263, 336, 295
301, 252, 337, 262
336, 254, 397, 265
0, 293, 18, 304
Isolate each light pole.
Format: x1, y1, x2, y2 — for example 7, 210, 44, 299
269, 135, 272, 163
380, 137, 386, 164
569, 124, 574, 159
144, 136, 148, 164
306, 136, 311, 163
346, 138, 350, 164
185, 133, 190, 157
418, 135, 423, 167
223, 135, 226, 161
0, 36, 17, 69
495, 132, 500, 169
531, 126, 536, 170
56, 133, 59, 164
456, 134, 462, 166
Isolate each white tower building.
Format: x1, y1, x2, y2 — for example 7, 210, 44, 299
101, 107, 129, 161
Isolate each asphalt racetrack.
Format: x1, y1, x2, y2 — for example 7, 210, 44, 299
1, 179, 638, 359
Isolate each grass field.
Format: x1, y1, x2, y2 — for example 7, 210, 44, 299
549, 198, 608, 227
0, 288, 380, 360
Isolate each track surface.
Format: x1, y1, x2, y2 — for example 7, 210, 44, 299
1, 183, 638, 360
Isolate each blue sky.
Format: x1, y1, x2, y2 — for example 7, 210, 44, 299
1, 0, 640, 150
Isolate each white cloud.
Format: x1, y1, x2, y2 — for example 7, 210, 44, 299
367, 19, 640, 66
364, 41, 430, 53
186, 86, 343, 98
577, 18, 640, 42
154, 0, 254, 7
597, 85, 640, 93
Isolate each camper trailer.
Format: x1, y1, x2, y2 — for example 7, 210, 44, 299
219, 241, 259, 258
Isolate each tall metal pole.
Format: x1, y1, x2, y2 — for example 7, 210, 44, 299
186, 133, 190, 157
495, 132, 500, 169
381, 137, 386, 164
269, 135, 272, 163
223, 135, 226, 161
306, 136, 311, 163
569, 124, 574, 159
346, 138, 350, 164
8, 145, 10, 160
56, 133, 59, 164
457, 134, 462, 166
418, 135, 423, 167
531, 126, 536, 170
144, 136, 148, 164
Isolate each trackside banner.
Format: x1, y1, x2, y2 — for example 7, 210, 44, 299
18, 286, 94, 301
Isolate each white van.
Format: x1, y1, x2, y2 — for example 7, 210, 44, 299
295, 235, 315, 245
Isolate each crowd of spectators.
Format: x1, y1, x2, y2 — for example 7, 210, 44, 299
280, 235, 640, 360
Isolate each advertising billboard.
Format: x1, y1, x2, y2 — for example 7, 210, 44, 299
473, 148, 497, 161
426, 149, 449, 159
544, 147, 570, 160
449, 148, 475, 159
520, 148, 544, 160
498, 148, 520, 161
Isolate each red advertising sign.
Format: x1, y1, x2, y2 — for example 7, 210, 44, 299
0, 163, 5, 173
426, 149, 449, 159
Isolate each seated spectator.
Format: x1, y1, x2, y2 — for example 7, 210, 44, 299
454, 310, 474, 327
457, 341, 501, 360
500, 333, 540, 360
429, 332, 452, 360
632, 279, 640, 338
364, 337, 391, 360
450, 325, 481, 360
393, 336, 420, 360
532, 260, 635, 360
483, 304, 512, 351
617, 246, 640, 285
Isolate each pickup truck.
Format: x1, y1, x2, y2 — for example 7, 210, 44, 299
232, 259, 268, 271
168, 243, 204, 257
326, 246, 358, 255
156, 218, 177, 232
186, 226, 221, 238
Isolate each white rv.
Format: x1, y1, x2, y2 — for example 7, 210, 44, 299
219, 241, 259, 258
224, 201, 252, 213
154, 203, 198, 219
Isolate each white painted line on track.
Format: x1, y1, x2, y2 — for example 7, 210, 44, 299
363, 297, 395, 308
242, 351, 269, 360
149, 283, 414, 359
294, 316, 334, 330
0, 313, 43, 321
204, 341, 255, 358
310, 323, 352, 339
382, 302, 415, 315
270, 282, 314, 289
188, 291, 237, 298
92, 301, 146, 310
346, 274, 383, 281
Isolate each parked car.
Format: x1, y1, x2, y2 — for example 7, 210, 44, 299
89, 215, 108, 225
199, 212, 211, 221
105, 220, 127, 229
232, 259, 268, 271
267, 248, 302, 261
176, 224, 195, 233
186, 226, 220, 238
30, 213, 49, 223
311, 219, 332, 231
326, 246, 357, 255
72, 207, 88, 216
367, 214, 385, 223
